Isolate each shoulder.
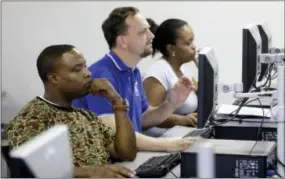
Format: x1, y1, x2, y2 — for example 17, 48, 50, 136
143, 60, 174, 90
7, 97, 51, 145
88, 56, 117, 80
143, 59, 173, 79
8, 97, 57, 131
89, 55, 111, 69
148, 59, 170, 70
13, 97, 51, 120
74, 107, 99, 120
89, 56, 110, 72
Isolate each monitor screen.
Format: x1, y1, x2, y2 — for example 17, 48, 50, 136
241, 24, 262, 92
257, 22, 272, 82
197, 47, 219, 129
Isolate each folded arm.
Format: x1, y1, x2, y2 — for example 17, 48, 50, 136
105, 100, 137, 161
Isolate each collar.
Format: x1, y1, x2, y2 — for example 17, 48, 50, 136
37, 96, 74, 111
107, 51, 133, 71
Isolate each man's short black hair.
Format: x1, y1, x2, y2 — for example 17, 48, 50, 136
102, 7, 139, 49
36, 44, 75, 83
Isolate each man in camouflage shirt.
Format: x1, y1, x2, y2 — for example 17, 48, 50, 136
7, 44, 137, 178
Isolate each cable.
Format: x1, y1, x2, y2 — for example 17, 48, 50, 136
211, 98, 259, 126
249, 99, 265, 156
271, 72, 278, 80
211, 98, 248, 125
170, 170, 178, 178
277, 158, 285, 168
273, 168, 283, 178
260, 63, 273, 88
255, 63, 274, 90
272, 152, 285, 178
252, 72, 260, 91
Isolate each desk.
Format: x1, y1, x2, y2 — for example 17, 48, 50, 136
120, 151, 180, 178
120, 126, 192, 178
120, 124, 279, 178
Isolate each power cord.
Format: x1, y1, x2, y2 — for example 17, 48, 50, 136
277, 158, 285, 168
211, 98, 248, 125
258, 63, 273, 89
272, 155, 285, 178
249, 98, 265, 156
254, 63, 274, 91
273, 168, 283, 178
211, 98, 259, 126
170, 171, 178, 178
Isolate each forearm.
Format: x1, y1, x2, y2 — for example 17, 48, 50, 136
101, 116, 168, 152
141, 102, 175, 129
113, 108, 137, 160
73, 167, 92, 178
157, 114, 184, 128
136, 132, 168, 152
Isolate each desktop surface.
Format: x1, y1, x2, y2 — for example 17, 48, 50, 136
183, 139, 275, 156
119, 126, 191, 178
120, 125, 278, 178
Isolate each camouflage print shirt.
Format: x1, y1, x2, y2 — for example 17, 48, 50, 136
7, 97, 114, 167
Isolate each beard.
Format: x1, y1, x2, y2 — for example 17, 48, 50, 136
140, 48, 153, 58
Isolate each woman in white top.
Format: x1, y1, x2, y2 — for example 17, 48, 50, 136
143, 18, 199, 128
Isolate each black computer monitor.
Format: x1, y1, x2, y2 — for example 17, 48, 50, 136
197, 47, 219, 129
257, 23, 272, 82
241, 24, 262, 92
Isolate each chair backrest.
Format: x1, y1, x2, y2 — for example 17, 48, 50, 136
2, 123, 33, 178
1, 145, 11, 177
1, 145, 35, 178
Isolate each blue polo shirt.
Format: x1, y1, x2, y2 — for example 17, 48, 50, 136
72, 51, 149, 132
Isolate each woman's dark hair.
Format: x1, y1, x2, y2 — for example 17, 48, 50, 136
146, 18, 159, 35
152, 18, 188, 57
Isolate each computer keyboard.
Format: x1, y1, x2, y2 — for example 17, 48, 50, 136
183, 128, 211, 138
135, 153, 181, 178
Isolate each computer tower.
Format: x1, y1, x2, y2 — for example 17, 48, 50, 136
213, 120, 277, 141
181, 139, 276, 178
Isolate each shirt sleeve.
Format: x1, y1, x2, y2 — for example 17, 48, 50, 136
87, 110, 115, 148
72, 68, 118, 117
7, 118, 48, 148
142, 60, 170, 91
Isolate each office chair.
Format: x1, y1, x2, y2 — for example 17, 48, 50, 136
1, 122, 34, 178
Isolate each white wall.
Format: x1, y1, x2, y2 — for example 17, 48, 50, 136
2, 1, 284, 122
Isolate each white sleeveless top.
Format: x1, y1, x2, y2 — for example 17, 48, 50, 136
143, 59, 198, 115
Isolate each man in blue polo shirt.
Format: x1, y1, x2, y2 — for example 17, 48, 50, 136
73, 7, 198, 152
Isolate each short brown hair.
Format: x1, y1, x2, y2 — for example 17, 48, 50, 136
102, 7, 139, 49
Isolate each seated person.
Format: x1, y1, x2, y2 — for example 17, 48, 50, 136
73, 7, 198, 152
7, 44, 137, 178
143, 18, 199, 130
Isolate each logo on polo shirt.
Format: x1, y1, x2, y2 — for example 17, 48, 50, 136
134, 81, 140, 96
